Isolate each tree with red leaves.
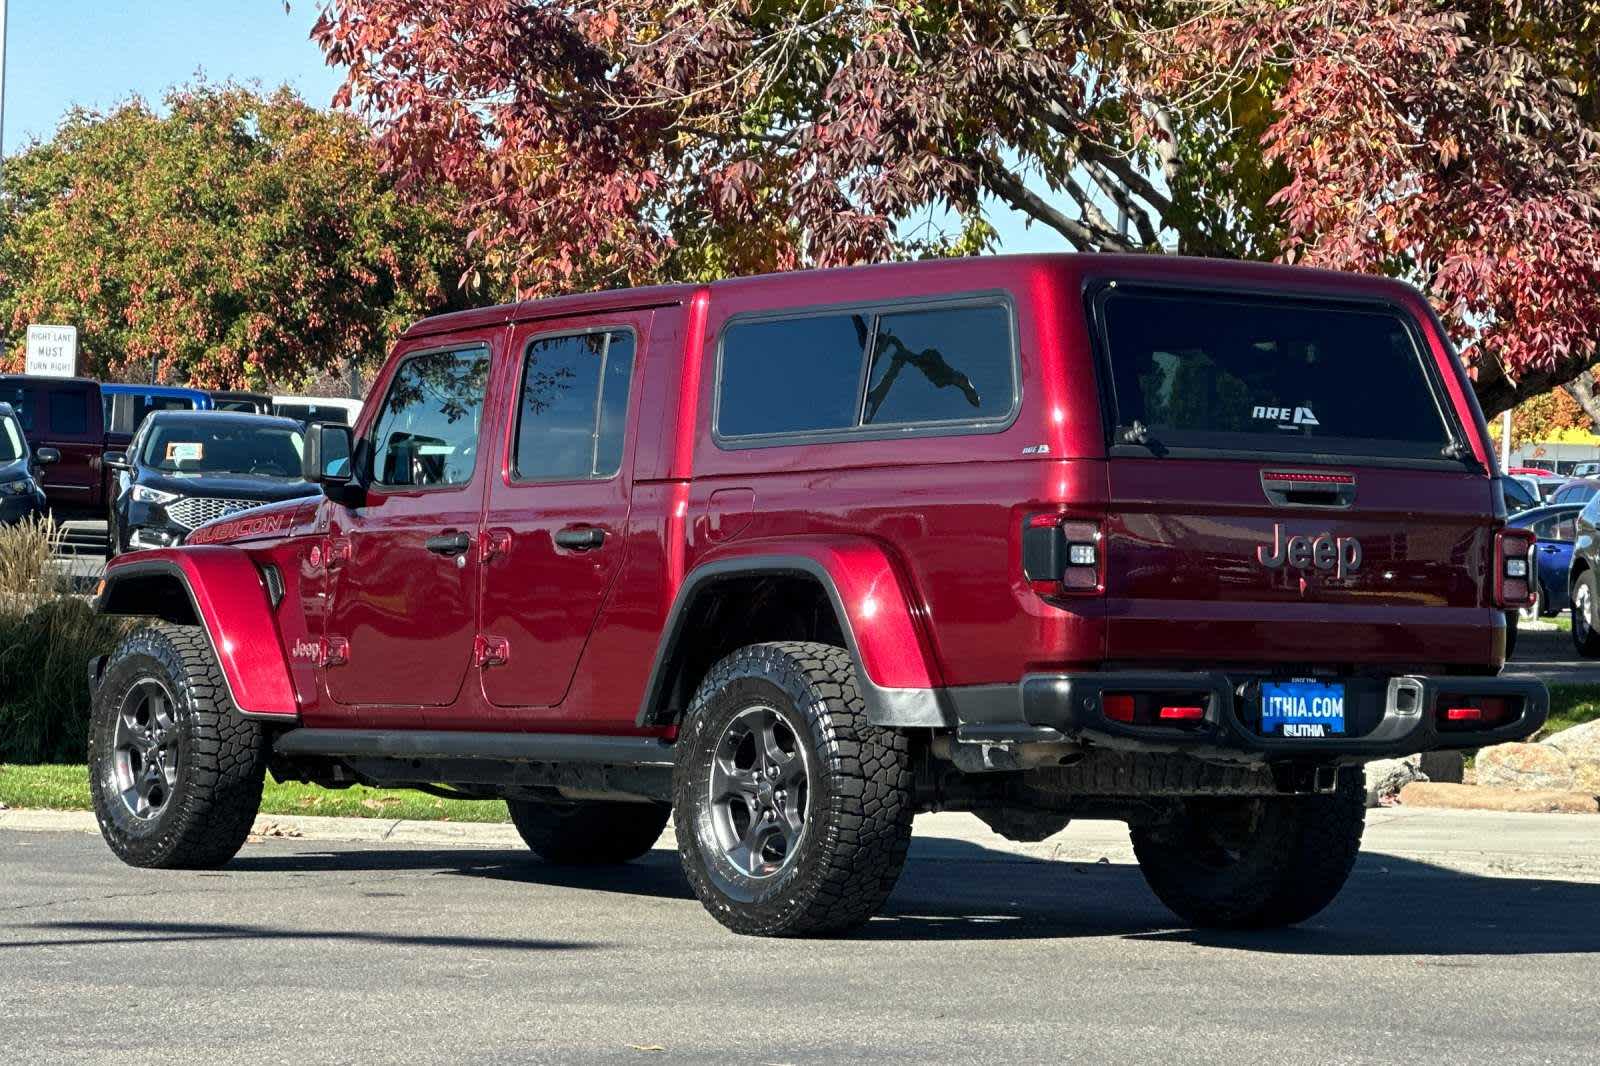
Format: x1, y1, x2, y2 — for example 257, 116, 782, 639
314, 0, 1600, 415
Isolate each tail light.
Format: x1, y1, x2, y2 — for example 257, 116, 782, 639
1100, 691, 1210, 730
1493, 528, 1536, 608
1022, 513, 1105, 596
1436, 695, 1516, 731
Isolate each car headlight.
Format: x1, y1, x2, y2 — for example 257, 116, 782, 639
132, 485, 181, 505
1, 478, 33, 496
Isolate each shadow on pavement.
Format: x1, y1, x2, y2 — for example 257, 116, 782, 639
201, 835, 1600, 955
0, 919, 599, 953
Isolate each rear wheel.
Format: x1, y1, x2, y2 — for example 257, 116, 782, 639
507, 798, 669, 865
674, 641, 914, 937
1130, 769, 1365, 929
88, 624, 268, 868
1573, 571, 1600, 657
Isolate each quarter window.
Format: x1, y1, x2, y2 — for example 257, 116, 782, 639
514, 330, 635, 481
368, 348, 491, 488
717, 300, 1015, 440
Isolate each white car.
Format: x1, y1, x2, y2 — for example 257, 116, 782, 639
271, 395, 362, 428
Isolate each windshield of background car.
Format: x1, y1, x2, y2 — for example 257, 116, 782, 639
0, 414, 22, 462
1097, 287, 1458, 461
139, 422, 305, 477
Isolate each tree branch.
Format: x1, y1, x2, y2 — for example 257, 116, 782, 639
982, 161, 1137, 252
1563, 373, 1600, 428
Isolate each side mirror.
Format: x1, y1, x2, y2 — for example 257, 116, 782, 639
102, 451, 127, 469
303, 422, 355, 493
35, 447, 61, 466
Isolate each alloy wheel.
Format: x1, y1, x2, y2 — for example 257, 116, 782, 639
111, 678, 181, 820
707, 706, 811, 879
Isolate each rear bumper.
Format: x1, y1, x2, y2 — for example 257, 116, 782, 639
954, 670, 1548, 764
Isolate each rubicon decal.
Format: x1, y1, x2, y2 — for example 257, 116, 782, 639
1256, 523, 1362, 580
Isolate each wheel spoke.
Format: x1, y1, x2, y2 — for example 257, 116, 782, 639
110, 677, 181, 821
705, 705, 812, 881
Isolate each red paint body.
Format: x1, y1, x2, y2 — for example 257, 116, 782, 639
98, 254, 1509, 734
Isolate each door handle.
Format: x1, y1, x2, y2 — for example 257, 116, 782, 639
425, 531, 472, 556
554, 526, 606, 551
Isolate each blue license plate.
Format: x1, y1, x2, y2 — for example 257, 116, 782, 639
1261, 680, 1346, 738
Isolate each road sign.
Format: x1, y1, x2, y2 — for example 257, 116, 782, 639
25, 324, 78, 377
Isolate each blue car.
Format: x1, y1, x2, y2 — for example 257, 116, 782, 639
101, 384, 213, 434
1508, 503, 1581, 619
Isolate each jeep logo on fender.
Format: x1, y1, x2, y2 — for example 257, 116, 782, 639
1256, 524, 1362, 580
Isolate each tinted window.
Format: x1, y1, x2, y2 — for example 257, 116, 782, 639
49, 389, 90, 435
719, 314, 869, 437
369, 349, 490, 488
1559, 483, 1598, 505
717, 302, 1016, 440
2, 385, 35, 431
1100, 290, 1453, 460
278, 403, 350, 426
1503, 478, 1536, 513
863, 306, 1013, 426
514, 331, 634, 481
1553, 514, 1578, 542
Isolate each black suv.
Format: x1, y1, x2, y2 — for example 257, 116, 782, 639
109, 411, 318, 553
0, 401, 52, 526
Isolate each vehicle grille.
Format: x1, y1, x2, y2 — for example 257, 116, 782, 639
165, 496, 268, 530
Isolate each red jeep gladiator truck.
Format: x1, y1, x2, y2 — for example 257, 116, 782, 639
87, 255, 1547, 936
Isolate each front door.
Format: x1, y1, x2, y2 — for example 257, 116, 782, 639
324, 338, 498, 712
478, 314, 647, 713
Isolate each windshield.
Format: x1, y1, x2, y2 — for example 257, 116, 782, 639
0, 414, 22, 462
1098, 288, 1457, 461
140, 422, 304, 478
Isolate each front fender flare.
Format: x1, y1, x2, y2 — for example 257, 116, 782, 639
95, 547, 297, 720
638, 539, 950, 729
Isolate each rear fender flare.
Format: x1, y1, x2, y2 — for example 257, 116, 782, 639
94, 547, 297, 720
637, 540, 949, 729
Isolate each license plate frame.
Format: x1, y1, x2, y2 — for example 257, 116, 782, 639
1260, 679, 1346, 738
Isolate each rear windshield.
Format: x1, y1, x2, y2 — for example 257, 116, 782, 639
1097, 288, 1456, 461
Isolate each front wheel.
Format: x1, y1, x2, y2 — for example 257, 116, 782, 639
88, 624, 268, 868
674, 641, 914, 937
1130, 769, 1365, 929
1573, 571, 1600, 657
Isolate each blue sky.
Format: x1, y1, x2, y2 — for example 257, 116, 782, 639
0, 0, 1067, 255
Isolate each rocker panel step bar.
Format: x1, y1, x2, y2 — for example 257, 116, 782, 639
272, 729, 676, 767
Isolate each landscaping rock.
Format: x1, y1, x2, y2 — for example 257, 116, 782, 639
1398, 781, 1599, 814
1364, 756, 1426, 808
1473, 742, 1576, 792
1542, 721, 1600, 795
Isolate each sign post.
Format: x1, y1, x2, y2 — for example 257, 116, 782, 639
25, 324, 79, 377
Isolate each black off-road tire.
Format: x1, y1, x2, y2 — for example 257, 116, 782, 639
1572, 570, 1600, 657
88, 624, 268, 869
674, 641, 914, 937
1130, 768, 1365, 929
507, 798, 670, 865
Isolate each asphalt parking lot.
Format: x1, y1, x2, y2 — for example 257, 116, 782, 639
4, 810, 1599, 1065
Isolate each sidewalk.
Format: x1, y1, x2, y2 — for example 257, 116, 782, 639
8, 804, 1599, 882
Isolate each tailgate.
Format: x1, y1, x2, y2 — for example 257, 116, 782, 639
1104, 460, 1497, 666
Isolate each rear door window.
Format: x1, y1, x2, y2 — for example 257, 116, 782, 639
513, 330, 635, 481
49, 389, 91, 436
1096, 288, 1457, 461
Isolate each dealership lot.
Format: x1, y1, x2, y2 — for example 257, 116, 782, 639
4, 810, 1598, 1066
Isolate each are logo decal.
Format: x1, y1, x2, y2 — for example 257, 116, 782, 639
1252, 404, 1319, 428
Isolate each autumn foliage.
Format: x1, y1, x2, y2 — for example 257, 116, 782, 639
314, 0, 1600, 416
0, 84, 470, 389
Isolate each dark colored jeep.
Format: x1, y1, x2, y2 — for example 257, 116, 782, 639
88, 255, 1546, 936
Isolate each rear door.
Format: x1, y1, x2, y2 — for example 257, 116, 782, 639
477, 312, 647, 716
1090, 284, 1496, 668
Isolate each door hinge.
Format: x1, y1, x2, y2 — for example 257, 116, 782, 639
321, 636, 350, 668
475, 635, 510, 668
326, 537, 352, 570
481, 528, 512, 563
